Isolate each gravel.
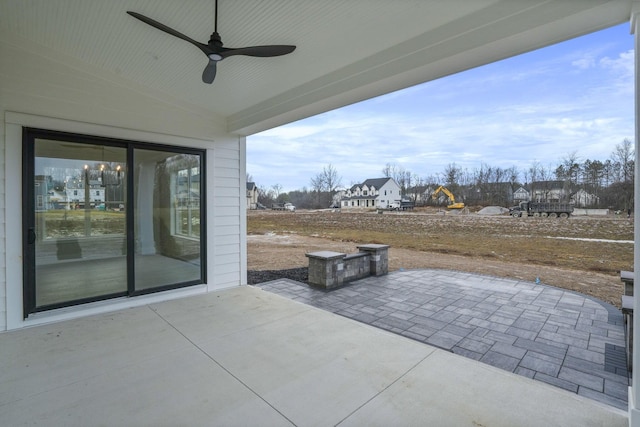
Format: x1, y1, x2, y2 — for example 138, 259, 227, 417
477, 206, 510, 215
248, 267, 308, 285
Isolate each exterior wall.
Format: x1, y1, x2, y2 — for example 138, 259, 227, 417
246, 187, 258, 210
377, 181, 401, 209
212, 140, 244, 288
513, 187, 529, 202
0, 35, 245, 331
341, 179, 401, 209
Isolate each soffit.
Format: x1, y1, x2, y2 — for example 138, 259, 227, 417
0, 0, 632, 135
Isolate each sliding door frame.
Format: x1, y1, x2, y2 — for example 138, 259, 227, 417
22, 128, 207, 318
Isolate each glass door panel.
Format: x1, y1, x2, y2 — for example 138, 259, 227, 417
133, 148, 202, 292
33, 139, 127, 309
24, 129, 206, 316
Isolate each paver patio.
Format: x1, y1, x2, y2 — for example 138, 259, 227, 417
256, 269, 629, 410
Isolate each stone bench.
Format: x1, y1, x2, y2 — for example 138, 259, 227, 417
306, 244, 389, 289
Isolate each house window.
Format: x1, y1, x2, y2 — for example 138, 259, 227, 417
173, 163, 200, 238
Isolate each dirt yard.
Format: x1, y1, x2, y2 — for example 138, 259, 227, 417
247, 208, 634, 307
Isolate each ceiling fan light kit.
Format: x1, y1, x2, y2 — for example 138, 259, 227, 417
127, 0, 296, 84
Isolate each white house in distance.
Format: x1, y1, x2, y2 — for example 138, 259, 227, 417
6, 2, 640, 422
246, 182, 259, 210
341, 178, 401, 209
513, 186, 530, 204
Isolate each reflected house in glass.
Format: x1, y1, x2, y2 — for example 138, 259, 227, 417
64, 172, 106, 209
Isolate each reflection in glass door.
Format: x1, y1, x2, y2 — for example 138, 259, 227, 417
27, 137, 127, 311
23, 129, 206, 317
133, 148, 203, 292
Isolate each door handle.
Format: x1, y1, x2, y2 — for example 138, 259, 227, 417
27, 228, 36, 244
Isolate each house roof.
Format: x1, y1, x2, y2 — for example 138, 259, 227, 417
1, 1, 632, 136
246, 182, 257, 191
350, 178, 396, 191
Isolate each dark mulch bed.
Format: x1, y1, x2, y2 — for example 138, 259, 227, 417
247, 267, 308, 285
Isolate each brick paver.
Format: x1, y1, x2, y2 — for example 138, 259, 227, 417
255, 269, 628, 410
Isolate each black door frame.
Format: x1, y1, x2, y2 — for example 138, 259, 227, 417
22, 127, 207, 318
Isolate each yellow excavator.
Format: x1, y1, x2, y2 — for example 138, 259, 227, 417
432, 185, 465, 209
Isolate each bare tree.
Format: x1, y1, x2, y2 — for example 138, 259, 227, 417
441, 163, 462, 187
381, 163, 396, 178
555, 151, 581, 186
309, 174, 324, 193
271, 183, 282, 200
611, 138, 635, 184
323, 164, 342, 192
309, 164, 343, 208
310, 164, 343, 192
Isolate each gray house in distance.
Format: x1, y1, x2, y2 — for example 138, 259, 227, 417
516, 182, 599, 207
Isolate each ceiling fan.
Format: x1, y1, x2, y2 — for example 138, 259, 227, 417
127, 0, 296, 84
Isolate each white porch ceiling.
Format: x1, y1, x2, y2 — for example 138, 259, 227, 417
0, 0, 633, 135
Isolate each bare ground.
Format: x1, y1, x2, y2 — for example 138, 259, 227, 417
247, 210, 633, 307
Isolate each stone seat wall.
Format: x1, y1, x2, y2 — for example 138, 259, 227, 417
306, 244, 389, 289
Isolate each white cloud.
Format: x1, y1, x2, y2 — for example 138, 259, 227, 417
571, 57, 596, 69
599, 49, 634, 78
248, 25, 633, 192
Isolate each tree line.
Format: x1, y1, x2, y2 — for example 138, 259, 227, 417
250, 139, 634, 210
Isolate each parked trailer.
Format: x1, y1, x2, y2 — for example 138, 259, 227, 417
400, 200, 415, 210
509, 201, 573, 218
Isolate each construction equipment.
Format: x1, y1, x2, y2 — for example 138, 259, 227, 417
509, 201, 573, 218
432, 186, 465, 209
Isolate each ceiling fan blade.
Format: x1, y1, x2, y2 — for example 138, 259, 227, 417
127, 11, 210, 55
202, 60, 217, 84
221, 45, 296, 58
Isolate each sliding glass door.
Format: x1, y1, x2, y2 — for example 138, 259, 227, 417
23, 129, 205, 316
133, 148, 203, 292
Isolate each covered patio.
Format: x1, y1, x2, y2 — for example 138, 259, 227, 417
2, 1, 640, 425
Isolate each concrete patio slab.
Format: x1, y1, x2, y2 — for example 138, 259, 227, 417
341, 350, 625, 427
0, 286, 627, 426
197, 305, 435, 426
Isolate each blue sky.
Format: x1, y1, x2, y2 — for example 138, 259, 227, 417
247, 23, 634, 193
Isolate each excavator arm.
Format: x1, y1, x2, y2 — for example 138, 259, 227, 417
432, 185, 465, 209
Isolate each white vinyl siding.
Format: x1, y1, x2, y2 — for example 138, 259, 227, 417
1, 37, 242, 329
212, 140, 243, 289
